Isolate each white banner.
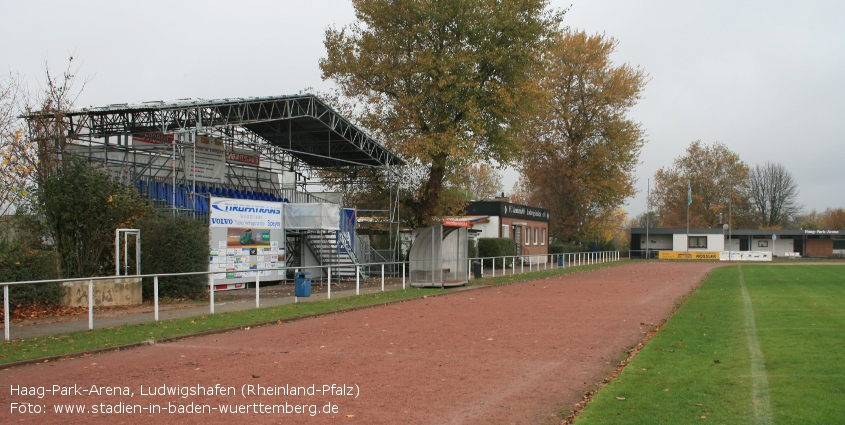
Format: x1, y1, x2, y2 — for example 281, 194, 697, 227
209, 197, 283, 229
284, 203, 340, 231
720, 251, 772, 261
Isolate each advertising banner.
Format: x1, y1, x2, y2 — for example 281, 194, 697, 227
658, 251, 720, 260
208, 197, 285, 284
339, 208, 356, 254
720, 251, 773, 261
209, 197, 283, 229
187, 135, 227, 183
133, 133, 259, 183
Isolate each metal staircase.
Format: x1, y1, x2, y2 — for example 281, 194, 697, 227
302, 230, 363, 279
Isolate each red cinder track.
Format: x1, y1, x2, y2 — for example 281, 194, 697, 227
0, 262, 718, 424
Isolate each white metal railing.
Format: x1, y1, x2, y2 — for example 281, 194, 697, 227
1, 251, 620, 341
467, 251, 620, 279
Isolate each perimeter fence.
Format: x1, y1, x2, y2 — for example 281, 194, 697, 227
2, 251, 619, 341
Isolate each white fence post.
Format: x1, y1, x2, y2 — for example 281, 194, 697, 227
356, 266, 360, 295
209, 274, 215, 314
328, 266, 332, 299
402, 262, 406, 289
255, 272, 260, 309
154, 276, 159, 321
88, 279, 94, 330
4, 285, 9, 341
381, 264, 385, 292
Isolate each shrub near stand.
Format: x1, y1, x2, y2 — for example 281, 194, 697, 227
138, 215, 210, 300
0, 241, 62, 315
477, 238, 516, 268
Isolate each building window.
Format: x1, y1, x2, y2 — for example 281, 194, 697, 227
541, 228, 546, 245
534, 227, 539, 245
689, 236, 708, 249
502, 224, 509, 238
758, 240, 768, 247
525, 227, 530, 245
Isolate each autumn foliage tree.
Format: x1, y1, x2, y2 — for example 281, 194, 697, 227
518, 30, 647, 243
448, 164, 503, 201
796, 208, 845, 230
0, 72, 31, 220
320, 0, 563, 227
650, 141, 753, 229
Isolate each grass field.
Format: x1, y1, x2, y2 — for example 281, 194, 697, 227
575, 264, 845, 424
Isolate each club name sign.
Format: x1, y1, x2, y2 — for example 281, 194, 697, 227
503, 204, 550, 221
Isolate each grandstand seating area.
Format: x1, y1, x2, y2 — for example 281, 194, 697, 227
134, 179, 289, 214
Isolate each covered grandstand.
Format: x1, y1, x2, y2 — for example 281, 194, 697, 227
27, 94, 405, 285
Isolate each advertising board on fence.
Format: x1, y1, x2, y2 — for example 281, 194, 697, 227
208, 197, 285, 284
720, 251, 772, 261
658, 251, 720, 260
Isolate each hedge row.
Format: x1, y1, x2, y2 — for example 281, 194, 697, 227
138, 215, 211, 300
477, 237, 516, 267
0, 241, 63, 311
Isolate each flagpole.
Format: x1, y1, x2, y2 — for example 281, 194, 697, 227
646, 179, 650, 259
729, 188, 732, 262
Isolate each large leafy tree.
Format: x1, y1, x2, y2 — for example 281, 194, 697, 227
518, 30, 647, 242
448, 164, 503, 201
650, 141, 753, 229
320, 0, 563, 226
748, 161, 802, 228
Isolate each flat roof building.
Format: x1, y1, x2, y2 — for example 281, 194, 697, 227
630, 228, 845, 258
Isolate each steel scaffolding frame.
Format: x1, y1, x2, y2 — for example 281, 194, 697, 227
27, 94, 405, 261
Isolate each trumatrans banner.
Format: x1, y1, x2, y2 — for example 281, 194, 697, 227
658, 251, 720, 260
209, 197, 283, 229
720, 251, 773, 261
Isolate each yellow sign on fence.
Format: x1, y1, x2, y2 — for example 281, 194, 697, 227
658, 251, 720, 260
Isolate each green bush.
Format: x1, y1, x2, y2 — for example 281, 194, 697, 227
0, 241, 63, 311
548, 240, 579, 254
477, 238, 516, 267
138, 215, 210, 300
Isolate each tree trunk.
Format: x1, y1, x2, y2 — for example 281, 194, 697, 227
413, 153, 449, 227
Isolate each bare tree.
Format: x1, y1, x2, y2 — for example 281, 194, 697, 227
629, 211, 661, 228
1, 58, 85, 217
0, 71, 27, 218
748, 161, 802, 228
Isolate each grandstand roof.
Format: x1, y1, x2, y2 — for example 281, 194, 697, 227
58, 94, 404, 169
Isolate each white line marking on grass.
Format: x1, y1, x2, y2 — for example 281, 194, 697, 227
739, 265, 774, 425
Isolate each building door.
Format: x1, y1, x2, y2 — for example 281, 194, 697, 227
794, 238, 804, 256
514, 226, 522, 256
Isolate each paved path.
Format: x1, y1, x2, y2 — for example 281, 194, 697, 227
6, 282, 411, 340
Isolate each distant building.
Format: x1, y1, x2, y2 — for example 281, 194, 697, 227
462, 199, 551, 261
630, 228, 845, 258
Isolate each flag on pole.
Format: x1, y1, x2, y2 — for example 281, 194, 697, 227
687, 181, 692, 205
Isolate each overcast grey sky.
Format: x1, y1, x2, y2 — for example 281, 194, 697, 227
2, 0, 843, 217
